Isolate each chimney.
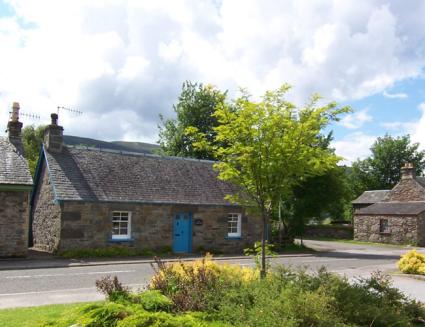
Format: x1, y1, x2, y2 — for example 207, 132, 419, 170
401, 162, 415, 180
7, 102, 23, 141
44, 113, 64, 153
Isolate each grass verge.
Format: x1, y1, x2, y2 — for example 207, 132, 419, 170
0, 302, 98, 327
303, 237, 418, 248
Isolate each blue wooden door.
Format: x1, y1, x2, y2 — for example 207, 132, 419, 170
173, 212, 192, 253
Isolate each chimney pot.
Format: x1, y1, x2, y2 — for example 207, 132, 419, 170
51, 113, 58, 126
44, 113, 63, 153
11, 102, 20, 122
7, 102, 23, 140
401, 162, 415, 180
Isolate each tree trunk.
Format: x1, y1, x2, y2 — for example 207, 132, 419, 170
260, 210, 268, 279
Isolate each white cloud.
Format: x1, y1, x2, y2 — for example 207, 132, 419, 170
332, 132, 376, 165
1, 0, 425, 142
338, 109, 372, 129
411, 103, 425, 149
380, 121, 416, 133
383, 90, 408, 98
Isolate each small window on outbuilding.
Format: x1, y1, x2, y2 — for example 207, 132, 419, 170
227, 213, 242, 238
112, 211, 131, 240
379, 219, 390, 234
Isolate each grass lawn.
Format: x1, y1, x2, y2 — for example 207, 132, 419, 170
303, 237, 419, 248
0, 302, 99, 327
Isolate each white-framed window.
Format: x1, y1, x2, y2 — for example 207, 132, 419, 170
227, 213, 242, 237
112, 211, 131, 240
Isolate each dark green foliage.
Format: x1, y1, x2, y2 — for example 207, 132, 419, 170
117, 311, 228, 327
95, 275, 130, 302
349, 134, 425, 197
135, 290, 173, 312
22, 125, 45, 176
77, 302, 135, 327
158, 81, 228, 160
292, 166, 352, 223
59, 246, 170, 258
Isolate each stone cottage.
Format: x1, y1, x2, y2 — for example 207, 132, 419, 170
353, 163, 425, 246
31, 114, 262, 254
0, 103, 33, 257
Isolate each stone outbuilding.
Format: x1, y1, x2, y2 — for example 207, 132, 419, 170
353, 163, 425, 246
0, 103, 33, 257
31, 114, 262, 254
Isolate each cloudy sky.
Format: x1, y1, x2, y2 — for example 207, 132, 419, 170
1, 0, 425, 164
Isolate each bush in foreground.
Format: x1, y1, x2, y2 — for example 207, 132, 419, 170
398, 250, 425, 275
42, 256, 425, 326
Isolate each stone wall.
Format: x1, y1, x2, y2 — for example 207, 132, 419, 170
32, 162, 62, 252
303, 225, 353, 240
354, 214, 419, 245
58, 201, 262, 254
417, 213, 425, 246
0, 190, 29, 257
385, 178, 425, 202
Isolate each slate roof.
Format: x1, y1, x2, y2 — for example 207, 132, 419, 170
44, 146, 238, 205
352, 190, 390, 204
0, 137, 32, 186
415, 176, 425, 188
356, 202, 425, 215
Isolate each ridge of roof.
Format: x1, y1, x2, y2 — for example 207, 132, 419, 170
66, 145, 217, 164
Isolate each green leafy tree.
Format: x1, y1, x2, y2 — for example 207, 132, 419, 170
22, 125, 45, 176
295, 167, 350, 219
192, 84, 349, 277
349, 134, 425, 197
158, 81, 228, 160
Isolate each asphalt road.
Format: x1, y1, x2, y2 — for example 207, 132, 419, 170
0, 240, 424, 308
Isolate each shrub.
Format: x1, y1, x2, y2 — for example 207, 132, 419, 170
117, 311, 229, 327
77, 302, 137, 327
398, 250, 425, 275
59, 246, 164, 258
135, 290, 173, 312
149, 255, 257, 312
95, 275, 130, 302
214, 266, 425, 327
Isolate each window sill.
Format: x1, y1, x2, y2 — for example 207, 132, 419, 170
225, 236, 242, 240
108, 237, 134, 243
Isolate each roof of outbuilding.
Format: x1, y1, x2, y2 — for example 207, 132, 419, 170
415, 176, 425, 188
0, 137, 32, 186
356, 202, 425, 215
43, 146, 239, 205
352, 190, 390, 204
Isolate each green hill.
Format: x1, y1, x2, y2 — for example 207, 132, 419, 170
63, 135, 160, 154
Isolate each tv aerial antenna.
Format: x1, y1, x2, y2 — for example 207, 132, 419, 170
57, 106, 83, 116
8, 104, 40, 122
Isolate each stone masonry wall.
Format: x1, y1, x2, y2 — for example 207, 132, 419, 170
354, 214, 418, 245
385, 178, 425, 202
58, 202, 263, 254
417, 212, 425, 246
32, 162, 62, 252
0, 190, 29, 257
303, 225, 353, 240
